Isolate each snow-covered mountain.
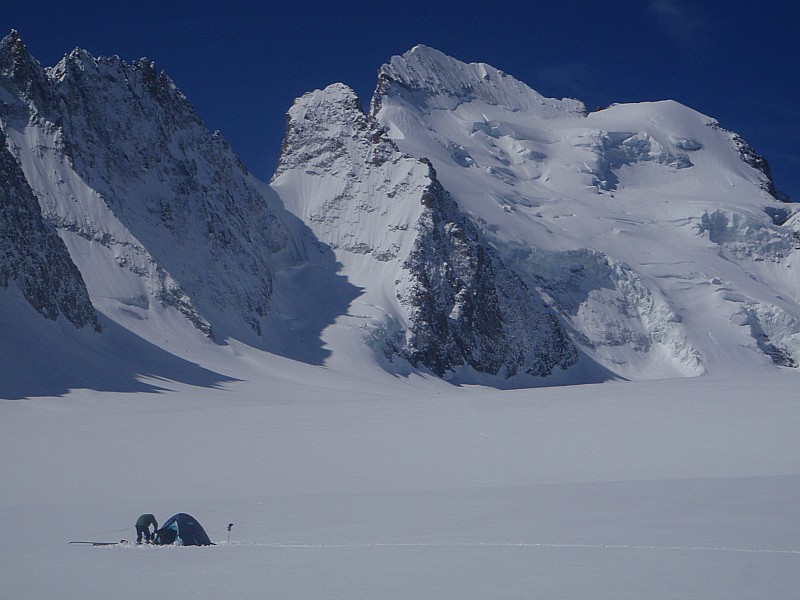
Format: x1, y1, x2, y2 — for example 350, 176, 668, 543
2, 32, 798, 394
0, 30, 296, 353
272, 83, 576, 381
372, 45, 799, 379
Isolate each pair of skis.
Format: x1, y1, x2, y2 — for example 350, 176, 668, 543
69, 541, 124, 546
69, 539, 149, 546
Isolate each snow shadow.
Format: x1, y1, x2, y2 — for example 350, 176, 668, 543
1, 309, 237, 400
258, 200, 363, 365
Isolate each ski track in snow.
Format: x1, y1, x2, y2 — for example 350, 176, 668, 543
88, 540, 800, 556
239, 541, 800, 555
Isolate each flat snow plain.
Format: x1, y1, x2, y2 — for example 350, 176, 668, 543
2, 355, 799, 599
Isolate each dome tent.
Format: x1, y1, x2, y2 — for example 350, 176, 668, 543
153, 513, 213, 546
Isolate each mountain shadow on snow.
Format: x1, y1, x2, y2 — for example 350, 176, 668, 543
0, 302, 237, 400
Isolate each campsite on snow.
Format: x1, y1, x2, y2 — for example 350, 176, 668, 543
2, 22, 800, 600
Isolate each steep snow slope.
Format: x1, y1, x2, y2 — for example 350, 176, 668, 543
373, 45, 799, 379
272, 83, 577, 382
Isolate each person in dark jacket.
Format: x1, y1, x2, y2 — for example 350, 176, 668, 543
135, 513, 158, 544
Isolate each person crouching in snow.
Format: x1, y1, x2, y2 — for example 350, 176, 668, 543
135, 513, 158, 544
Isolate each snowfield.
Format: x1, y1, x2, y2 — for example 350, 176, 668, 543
2, 357, 799, 599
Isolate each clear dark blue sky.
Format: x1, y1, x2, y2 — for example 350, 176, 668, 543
5, 1, 799, 200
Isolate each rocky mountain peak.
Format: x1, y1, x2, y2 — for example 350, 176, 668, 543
0, 30, 48, 105
273, 79, 578, 381
295, 82, 360, 113
1, 38, 297, 346
275, 83, 398, 179
286, 83, 367, 138
49, 48, 194, 120
0, 30, 33, 72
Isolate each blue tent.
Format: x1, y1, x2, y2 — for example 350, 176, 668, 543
153, 513, 213, 546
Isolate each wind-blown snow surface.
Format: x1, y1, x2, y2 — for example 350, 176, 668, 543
2, 363, 799, 599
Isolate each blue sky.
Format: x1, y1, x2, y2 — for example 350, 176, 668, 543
4, 1, 798, 200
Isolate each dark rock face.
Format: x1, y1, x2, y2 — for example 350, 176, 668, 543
707, 120, 787, 201
401, 166, 577, 377
0, 30, 50, 108
46, 50, 290, 339
731, 132, 782, 200
0, 128, 100, 331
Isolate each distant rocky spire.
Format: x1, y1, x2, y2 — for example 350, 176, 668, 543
0, 29, 49, 105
